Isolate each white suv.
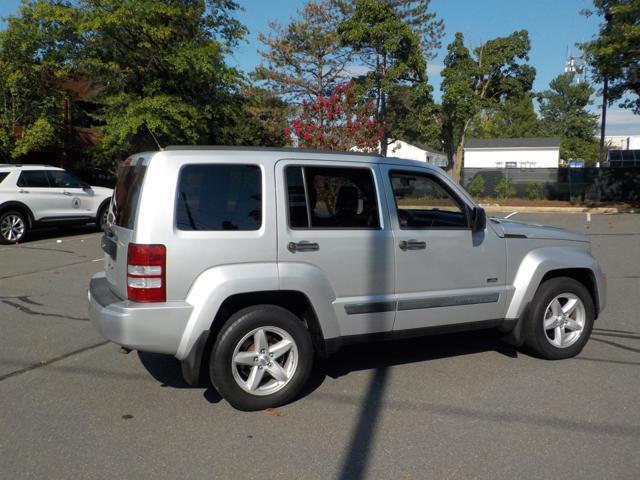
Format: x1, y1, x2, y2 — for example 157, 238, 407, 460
0, 164, 113, 243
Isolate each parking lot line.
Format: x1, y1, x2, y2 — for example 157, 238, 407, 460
504, 211, 518, 219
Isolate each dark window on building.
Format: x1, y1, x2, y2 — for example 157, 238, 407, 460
48, 171, 83, 188
17, 170, 50, 188
286, 166, 380, 229
176, 164, 262, 231
390, 171, 468, 229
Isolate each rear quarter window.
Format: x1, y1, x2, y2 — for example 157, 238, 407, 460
0, 172, 9, 184
176, 164, 262, 231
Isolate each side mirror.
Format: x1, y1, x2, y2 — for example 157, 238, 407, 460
471, 207, 486, 233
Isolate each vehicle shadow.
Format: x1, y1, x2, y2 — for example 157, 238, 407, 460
137, 329, 516, 407
17, 224, 99, 244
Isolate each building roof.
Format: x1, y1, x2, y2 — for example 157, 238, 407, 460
465, 137, 561, 149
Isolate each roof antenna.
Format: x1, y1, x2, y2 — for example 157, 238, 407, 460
144, 122, 163, 151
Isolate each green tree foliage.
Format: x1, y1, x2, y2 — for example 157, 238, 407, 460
538, 73, 599, 164
75, 0, 247, 164
494, 178, 516, 199
467, 175, 485, 197
581, 0, 640, 113
255, 1, 350, 102
338, 0, 432, 155
471, 94, 541, 139
526, 181, 543, 200
0, 0, 77, 161
384, 0, 444, 60
440, 30, 535, 180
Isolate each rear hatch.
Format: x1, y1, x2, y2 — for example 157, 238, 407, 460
102, 155, 151, 298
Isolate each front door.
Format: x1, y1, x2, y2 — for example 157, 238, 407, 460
380, 165, 508, 331
275, 160, 396, 337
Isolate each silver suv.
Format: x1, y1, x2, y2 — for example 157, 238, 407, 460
0, 164, 113, 243
88, 147, 606, 411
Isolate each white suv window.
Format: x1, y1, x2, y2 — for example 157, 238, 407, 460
17, 170, 50, 188
47, 171, 83, 188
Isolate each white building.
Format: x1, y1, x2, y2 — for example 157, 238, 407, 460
605, 135, 640, 150
388, 139, 448, 167
464, 137, 561, 169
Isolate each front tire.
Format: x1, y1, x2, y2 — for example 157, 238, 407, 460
210, 305, 314, 411
0, 210, 28, 244
523, 277, 595, 359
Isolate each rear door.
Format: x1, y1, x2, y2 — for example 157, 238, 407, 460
275, 160, 396, 337
15, 170, 60, 219
381, 165, 507, 331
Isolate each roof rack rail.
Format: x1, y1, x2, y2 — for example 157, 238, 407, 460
164, 145, 382, 157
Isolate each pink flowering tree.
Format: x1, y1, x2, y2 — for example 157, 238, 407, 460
285, 80, 380, 152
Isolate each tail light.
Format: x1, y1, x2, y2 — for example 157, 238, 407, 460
127, 243, 166, 302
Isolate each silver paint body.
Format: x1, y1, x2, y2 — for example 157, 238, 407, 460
87, 149, 606, 360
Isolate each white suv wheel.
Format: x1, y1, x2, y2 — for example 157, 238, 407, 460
0, 212, 26, 243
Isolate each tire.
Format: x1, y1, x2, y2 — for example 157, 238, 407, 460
523, 277, 595, 359
210, 305, 314, 411
0, 210, 28, 244
96, 203, 109, 232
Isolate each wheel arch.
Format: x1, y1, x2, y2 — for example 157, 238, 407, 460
506, 246, 602, 320
0, 201, 35, 227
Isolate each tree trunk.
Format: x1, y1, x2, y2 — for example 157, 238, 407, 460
380, 91, 387, 156
452, 142, 464, 182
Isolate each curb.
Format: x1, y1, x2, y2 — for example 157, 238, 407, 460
479, 204, 636, 214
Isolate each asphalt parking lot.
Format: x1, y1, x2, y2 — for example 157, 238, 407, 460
1, 213, 639, 480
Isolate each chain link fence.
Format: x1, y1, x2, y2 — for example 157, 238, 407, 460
461, 168, 640, 204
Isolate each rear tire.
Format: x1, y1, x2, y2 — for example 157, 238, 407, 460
210, 305, 314, 411
523, 277, 594, 359
0, 210, 28, 244
96, 203, 109, 232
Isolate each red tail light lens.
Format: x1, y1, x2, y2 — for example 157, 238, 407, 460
127, 243, 166, 302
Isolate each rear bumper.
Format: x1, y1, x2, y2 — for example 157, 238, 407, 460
88, 273, 193, 355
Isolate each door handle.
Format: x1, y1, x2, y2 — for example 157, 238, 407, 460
287, 241, 319, 253
62, 191, 73, 196
18, 189, 29, 194
399, 239, 426, 251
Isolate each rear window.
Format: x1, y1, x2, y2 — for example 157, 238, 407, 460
176, 164, 262, 231
0, 172, 9, 184
113, 164, 147, 229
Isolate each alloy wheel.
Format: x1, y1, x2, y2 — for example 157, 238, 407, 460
543, 293, 586, 349
1, 214, 25, 242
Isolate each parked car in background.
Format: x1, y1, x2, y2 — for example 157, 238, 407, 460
0, 164, 113, 244
89, 147, 606, 411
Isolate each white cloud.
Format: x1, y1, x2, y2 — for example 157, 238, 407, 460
596, 109, 640, 135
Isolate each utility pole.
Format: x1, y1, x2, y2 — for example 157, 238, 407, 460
599, 77, 608, 164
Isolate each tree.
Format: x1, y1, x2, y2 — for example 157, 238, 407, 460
0, 0, 77, 161
581, 0, 640, 113
538, 73, 599, 164
255, 1, 350, 102
471, 94, 541, 139
285, 80, 379, 151
386, 0, 444, 60
440, 30, 535, 180
70, 0, 247, 165
338, 0, 430, 155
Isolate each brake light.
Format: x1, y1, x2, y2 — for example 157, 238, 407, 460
127, 243, 166, 302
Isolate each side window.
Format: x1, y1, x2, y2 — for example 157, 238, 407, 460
17, 171, 50, 188
48, 171, 82, 188
176, 164, 262, 231
390, 171, 468, 229
0, 172, 9, 184
286, 166, 380, 229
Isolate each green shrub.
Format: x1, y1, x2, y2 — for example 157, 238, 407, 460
526, 181, 543, 200
467, 175, 485, 197
494, 178, 516, 199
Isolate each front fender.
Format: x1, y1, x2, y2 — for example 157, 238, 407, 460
506, 246, 603, 320
175, 263, 279, 360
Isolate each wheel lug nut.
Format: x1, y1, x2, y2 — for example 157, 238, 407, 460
258, 366, 263, 370
253, 357, 258, 362
269, 353, 273, 357
260, 349, 265, 354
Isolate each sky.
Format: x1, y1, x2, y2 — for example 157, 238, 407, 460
1, 0, 638, 135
